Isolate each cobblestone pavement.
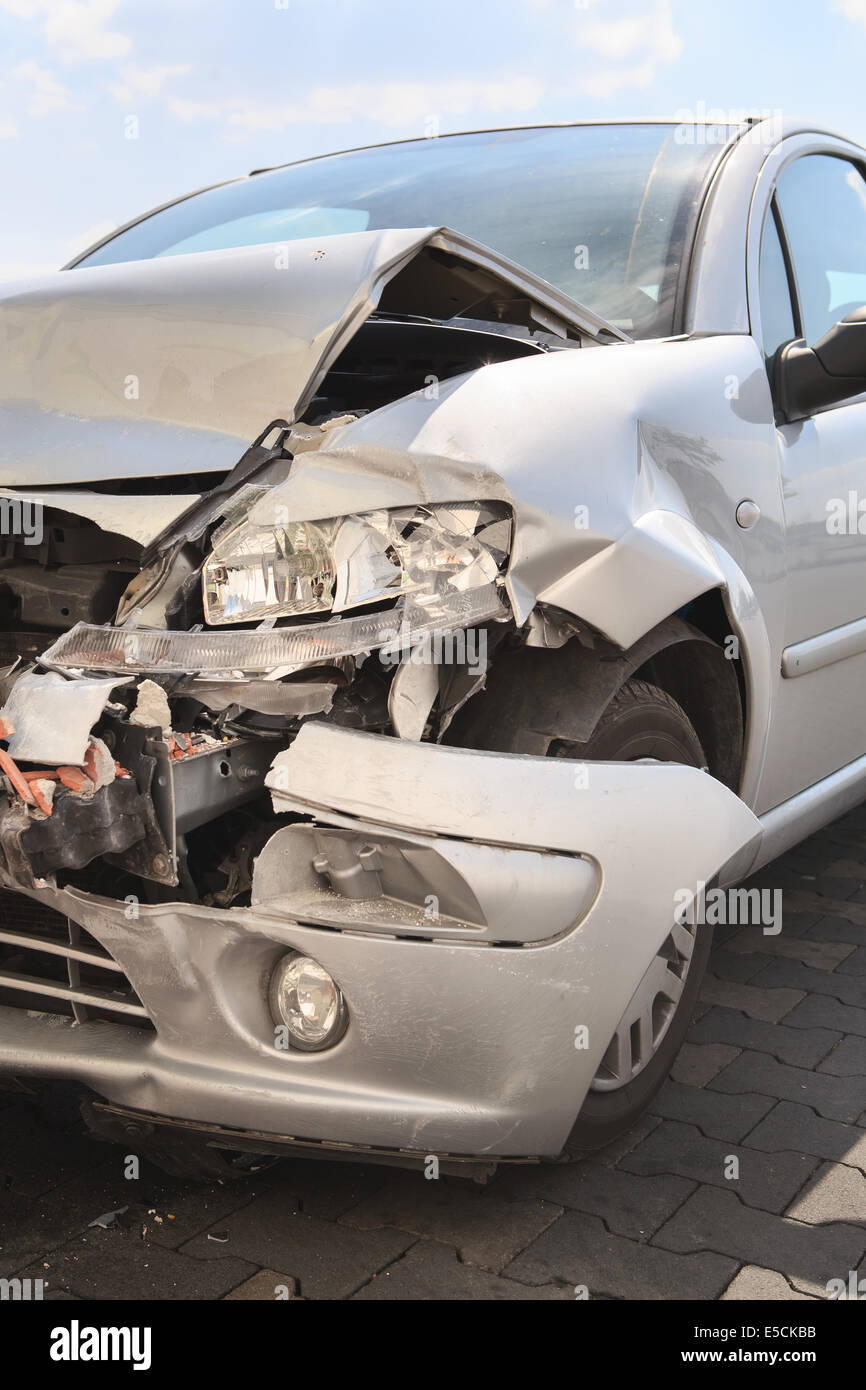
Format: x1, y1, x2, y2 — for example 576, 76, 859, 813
2, 806, 866, 1301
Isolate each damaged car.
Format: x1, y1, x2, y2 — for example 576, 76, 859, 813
1, 117, 865, 1175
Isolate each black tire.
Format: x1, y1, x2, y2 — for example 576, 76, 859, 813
450, 669, 713, 1157
558, 679, 710, 1154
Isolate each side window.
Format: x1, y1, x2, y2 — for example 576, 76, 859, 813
759, 203, 796, 366
775, 154, 866, 344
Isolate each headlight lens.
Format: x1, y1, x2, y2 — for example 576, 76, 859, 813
269, 953, 348, 1051
202, 502, 510, 627
204, 518, 336, 625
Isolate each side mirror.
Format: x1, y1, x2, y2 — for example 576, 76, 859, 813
776, 305, 866, 421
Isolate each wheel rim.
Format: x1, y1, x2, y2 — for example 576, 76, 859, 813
590, 916, 697, 1092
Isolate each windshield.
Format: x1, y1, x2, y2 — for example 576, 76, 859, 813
74, 124, 735, 338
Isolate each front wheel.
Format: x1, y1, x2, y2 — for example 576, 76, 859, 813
557, 679, 711, 1153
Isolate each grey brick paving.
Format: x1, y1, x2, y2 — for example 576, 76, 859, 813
351, 1241, 573, 1299
3, 806, 866, 1300
752, 958, 866, 1008
652, 1186, 866, 1293
697, 974, 805, 1021
688, 1004, 841, 1067
618, 1119, 817, 1213
737, 1100, 866, 1168
720, 1266, 819, 1300
648, 1078, 776, 1141
818, 1035, 866, 1076
708, 1049, 866, 1123
784, 1161, 866, 1225
503, 1211, 738, 1299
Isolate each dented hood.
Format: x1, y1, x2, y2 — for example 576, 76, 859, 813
0, 227, 624, 487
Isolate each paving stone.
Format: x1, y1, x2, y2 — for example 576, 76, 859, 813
493, 1161, 694, 1240
503, 1210, 737, 1300
339, 1171, 561, 1270
0, 1160, 258, 1276
739, 1101, 866, 1169
652, 1186, 864, 1292
18, 1228, 257, 1300
620, 1119, 817, 1213
272, 1157, 389, 1221
751, 958, 866, 1009
698, 974, 805, 1022
807, 916, 866, 946
836, 946, 866, 976
671, 1042, 741, 1086
0, 1102, 109, 1203
223, 1270, 299, 1300
649, 1079, 775, 1142
818, 1035, 866, 1077
785, 890, 866, 928
352, 1241, 572, 1300
706, 949, 773, 983
825, 858, 866, 880
688, 1005, 841, 1068
179, 1189, 414, 1300
726, 927, 854, 971
721, 1266, 818, 1300
784, 1161, 866, 1226
709, 1050, 866, 1123
592, 1112, 662, 1167
784, 993, 866, 1037
0, 1160, 121, 1277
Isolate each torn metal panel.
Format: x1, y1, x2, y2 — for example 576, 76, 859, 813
0, 672, 130, 765
215, 333, 783, 662
0, 227, 622, 487
0, 489, 199, 549
386, 656, 440, 741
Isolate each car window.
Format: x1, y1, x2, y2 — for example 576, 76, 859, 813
775, 153, 866, 344
73, 124, 734, 340
759, 202, 796, 365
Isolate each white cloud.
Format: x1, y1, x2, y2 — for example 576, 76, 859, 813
577, 0, 683, 98
109, 61, 191, 103
0, 0, 131, 63
0, 120, 19, 138
834, 0, 866, 27
233, 78, 545, 130
13, 60, 72, 117
166, 96, 222, 122
169, 76, 545, 132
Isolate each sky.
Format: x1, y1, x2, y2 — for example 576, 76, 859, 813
1, 0, 866, 278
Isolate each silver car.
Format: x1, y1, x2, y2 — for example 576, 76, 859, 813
0, 116, 863, 1174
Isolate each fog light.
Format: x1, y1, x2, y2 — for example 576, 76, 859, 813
269, 953, 348, 1051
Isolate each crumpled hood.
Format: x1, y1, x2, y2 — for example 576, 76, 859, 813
0, 227, 623, 488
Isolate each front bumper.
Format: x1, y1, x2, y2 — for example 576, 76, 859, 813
0, 726, 760, 1158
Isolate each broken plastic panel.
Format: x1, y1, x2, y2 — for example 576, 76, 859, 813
40, 584, 508, 676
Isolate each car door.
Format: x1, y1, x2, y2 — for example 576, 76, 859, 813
754, 150, 866, 811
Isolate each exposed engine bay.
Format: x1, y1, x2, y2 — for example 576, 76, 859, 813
0, 303, 575, 914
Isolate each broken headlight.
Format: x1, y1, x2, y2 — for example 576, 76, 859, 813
202, 503, 511, 627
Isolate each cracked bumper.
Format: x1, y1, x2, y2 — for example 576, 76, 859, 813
0, 727, 761, 1158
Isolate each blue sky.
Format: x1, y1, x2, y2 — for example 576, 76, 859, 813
1, 0, 865, 278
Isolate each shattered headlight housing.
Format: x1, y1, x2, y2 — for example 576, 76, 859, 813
39, 502, 513, 676
202, 502, 512, 627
